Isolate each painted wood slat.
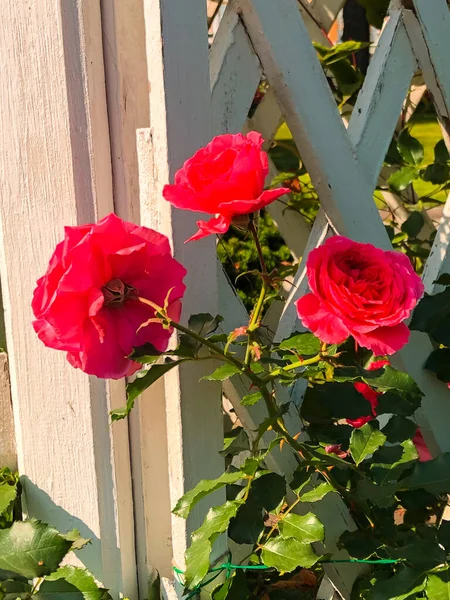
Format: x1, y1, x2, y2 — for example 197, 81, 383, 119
141, 0, 226, 584
0, 354, 16, 470
299, 0, 345, 33
239, 0, 391, 249
0, 2, 137, 597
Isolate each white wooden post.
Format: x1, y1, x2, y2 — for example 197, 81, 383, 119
0, 2, 137, 597
135, 0, 227, 588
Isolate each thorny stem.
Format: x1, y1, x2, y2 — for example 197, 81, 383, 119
249, 219, 267, 275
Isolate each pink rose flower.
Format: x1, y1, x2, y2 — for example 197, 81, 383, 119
325, 444, 348, 459
295, 237, 424, 355
412, 429, 432, 462
163, 132, 289, 242
32, 213, 186, 379
347, 359, 390, 428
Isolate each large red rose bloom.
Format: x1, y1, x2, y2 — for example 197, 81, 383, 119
32, 213, 186, 379
162, 132, 289, 242
296, 236, 424, 356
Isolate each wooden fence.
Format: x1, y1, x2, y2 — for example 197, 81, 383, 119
1, 0, 450, 598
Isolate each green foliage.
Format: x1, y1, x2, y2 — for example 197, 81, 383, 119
0, 472, 114, 600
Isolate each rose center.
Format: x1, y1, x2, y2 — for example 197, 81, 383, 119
102, 278, 137, 307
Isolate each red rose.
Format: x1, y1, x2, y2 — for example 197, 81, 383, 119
32, 213, 186, 379
347, 359, 389, 428
162, 132, 290, 242
296, 237, 424, 355
412, 429, 432, 462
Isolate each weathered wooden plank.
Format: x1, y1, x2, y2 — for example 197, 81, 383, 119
0, 354, 16, 470
0, 1, 137, 597
299, 0, 345, 33
141, 0, 226, 583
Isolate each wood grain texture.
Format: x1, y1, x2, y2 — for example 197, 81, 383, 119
0, 2, 136, 596
0, 354, 16, 470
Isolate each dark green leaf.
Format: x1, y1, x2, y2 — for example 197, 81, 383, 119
388, 540, 446, 571
251, 472, 286, 512
278, 332, 321, 356
0, 579, 32, 600
397, 129, 424, 166
387, 166, 419, 192
278, 513, 324, 544
180, 314, 224, 356
424, 348, 450, 382
112, 360, 185, 421
403, 452, 450, 494
184, 501, 241, 589
289, 469, 312, 496
370, 441, 418, 485
41, 566, 112, 600
261, 536, 319, 571
128, 343, 162, 364
435, 139, 450, 164
300, 482, 334, 503
435, 273, 450, 286
369, 567, 426, 600
269, 143, 299, 172
357, 479, 398, 508
426, 568, 450, 600
228, 501, 264, 545
302, 383, 372, 424
422, 163, 450, 184
0, 520, 72, 579
339, 530, 381, 559
376, 391, 421, 417
212, 570, 250, 600
241, 392, 262, 406
367, 367, 423, 400
317, 41, 370, 65
349, 422, 386, 466
221, 428, 249, 457
410, 288, 450, 344
173, 472, 245, 519
401, 212, 424, 238
201, 363, 241, 382
382, 416, 417, 444
438, 520, 450, 551
357, 0, 389, 29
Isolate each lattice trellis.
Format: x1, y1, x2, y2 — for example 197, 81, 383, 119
2, 1, 450, 599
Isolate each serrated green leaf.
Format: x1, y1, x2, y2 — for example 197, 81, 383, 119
367, 366, 423, 400
278, 332, 321, 356
173, 472, 245, 519
241, 391, 262, 406
261, 536, 319, 571
382, 416, 417, 444
201, 363, 241, 382
388, 540, 446, 571
250, 473, 286, 512
376, 391, 421, 417
0, 520, 72, 578
278, 513, 324, 544
350, 422, 386, 466
221, 427, 249, 457
370, 440, 418, 485
63, 530, 90, 552
388, 166, 419, 192
397, 129, 424, 166
112, 359, 185, 421
426, 568, 450, 600
300, 482, 334, 503
401, 211, 424, 238
211, 570, 250, 600
357, 479, 398, 508
0, 484, 16, 517
403, 452, 450, 494
184, 501, 241, 589
369, 567, 426, 600
435, 139, 450, 164
41, 566, 112, 600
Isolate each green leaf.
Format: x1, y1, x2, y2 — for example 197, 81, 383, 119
435, 139, 450, 164
369, 567, 426, 600
410, 288, 450, 345
251, 472, 286, 511
422, 162, 450, 184
112, 359, 185, 421
424, 348, 450, 383
370, 440, 418, 485
261, 536, 319, 571
173, 472, 245, 519
438, 520, 450, 551
401, 212, 424, 238
381, 416, 417, 444
388, 540, 446, 571
184, 501, 241, 589
435, 273, 450, 286
349, 422, 386, 466
357, 0, 389, 29
403, 452, 450, 494
367, 367, 423, 400
357, 479, 398, 508
212, 570, 250, 600
397, 129, 424, 166
128, 343, 162, 364
387, 166, 419, 192
318, 41, 370, 65
426, 568, 450, 600
221, 427, 249, 457
40, 566, 112, 600
0, 579, 32, 600
278, 513, 324, 544
339, 530, 381, 560
302, 383, 372, 424
241, 391, 262, 406
278, 332, 321, 356
0, 484, 16, 517
0, 520, 72, 579
201, 363, 241, 382
228, 500, 264, 545
62, 529, 90, 552
178, 314, 224, 357
147, 568, 161, 600
300, 482, 334, 503
376, 391, 421, 417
